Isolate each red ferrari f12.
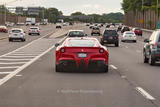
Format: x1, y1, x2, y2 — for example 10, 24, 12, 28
55, 37, 109, 72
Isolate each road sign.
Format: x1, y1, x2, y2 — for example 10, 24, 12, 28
139, 19, 143, 24
158, 21, 160, 29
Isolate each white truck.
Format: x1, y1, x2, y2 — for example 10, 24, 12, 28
41, 19, 48, 25
26, 18, 36, 26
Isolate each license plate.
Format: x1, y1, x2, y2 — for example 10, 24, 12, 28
14, 34, 18, 36
78, 53, 87, 58
109, 37, 113, 39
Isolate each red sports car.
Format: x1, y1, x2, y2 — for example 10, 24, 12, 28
133, 28, 142, 36
55, 37, 109, 72
0, 26, 8, 33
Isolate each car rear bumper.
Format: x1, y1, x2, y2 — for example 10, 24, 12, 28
56, 60, 108, 72
101, 39, 118, 44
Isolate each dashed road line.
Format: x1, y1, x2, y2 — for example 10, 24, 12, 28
136, 87, 155, 100
110, 65, 118, 70
0, 66, 20, 69
0, 36, 67, 86
0, 72, 12, 74
2, 56, 36, 58
0, 62, 26, 65
0, 59, 32, 61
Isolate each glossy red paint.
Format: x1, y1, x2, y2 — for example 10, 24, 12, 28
133, 29, 142, 35
56, 37, 109, 68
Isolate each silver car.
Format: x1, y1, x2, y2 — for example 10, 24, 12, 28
28, 27, 40, 35
9, 28, 26, 42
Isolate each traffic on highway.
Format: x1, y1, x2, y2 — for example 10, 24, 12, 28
0, 0, 160, 107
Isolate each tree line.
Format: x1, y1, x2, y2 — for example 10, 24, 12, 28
0, 5, 124, 23
122, 0, 160, 13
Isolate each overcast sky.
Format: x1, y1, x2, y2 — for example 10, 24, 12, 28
1, 0, 123, 15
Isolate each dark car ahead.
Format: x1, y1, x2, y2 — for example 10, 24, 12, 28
67, 30, 87, 37
121, 26, 130, 33
143, 30, 160, 65
100, 29, 119, 47
91, 27, 100, 36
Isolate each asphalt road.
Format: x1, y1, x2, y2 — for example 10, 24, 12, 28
0, 24, 159, 107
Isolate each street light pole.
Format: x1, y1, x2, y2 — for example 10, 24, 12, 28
4, 3, 6, 25
3, 0, 21, 25
157, 0, 159, 16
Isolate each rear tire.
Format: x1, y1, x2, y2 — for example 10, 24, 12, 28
115, 42, 119, 47
103, 65, 108, 73
56, 65, 61, 72
143, 52, 149, 63
149, 54, 155, 65
9, 38, 12, 42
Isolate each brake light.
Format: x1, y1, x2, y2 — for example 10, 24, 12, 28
102, 35, 104, 38
20, 33, 23, 35
61, 48, 65, 53
99, 48, 104, 53
152, 42, 158, 49
116, 36, 119, 40
36, 30, 39, 32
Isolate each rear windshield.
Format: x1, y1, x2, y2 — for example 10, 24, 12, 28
104, 30, 117, 36
12, 30, 21, 33
30, 28, 38, 29
68, 39, 95, 47
124, 27, 130, 30
126, 32, 134, 35
93, 28, 99, 30
68, 31, 84, 37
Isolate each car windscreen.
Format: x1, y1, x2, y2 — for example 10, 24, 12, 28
126, 32, 134, 35
104, 30, 117, 37
68, 39, 95, 47
12, 30, 21, 33
68, 31, 84, 37
93, 28, 99, 30
30, 28, 38, 29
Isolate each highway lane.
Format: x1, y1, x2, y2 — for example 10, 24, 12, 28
0, 25, 157, 107
0, 37, 154, 107
0, 24, 56, 56
88, 26, 160, 106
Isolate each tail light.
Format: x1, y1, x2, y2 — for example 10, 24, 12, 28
99, 48, 104, 53
36, 30, 39, 32
20, 33, 23, 35
102, 35, 104, 38
60, 48, 65, 53
153, 42, 158, 49
116, 36, 119, 40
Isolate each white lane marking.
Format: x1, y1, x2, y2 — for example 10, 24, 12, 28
110, 65, 118, 70
136, 87, 155, 100
0, 66, 20, 69
125, 46, 128, 49
8, 54, 38, 56
0, 32, 53, 58
0, 59, 31, 61
15, 75, 22, 77
0, 36, 67, 86
0, 72, 12, 74
2, 56, 35, 58
0, 62, 26, 65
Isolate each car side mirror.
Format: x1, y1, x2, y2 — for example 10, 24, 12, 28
24, 31, 26, 33
55, 43, 60, 47
144, 39, 149, 43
